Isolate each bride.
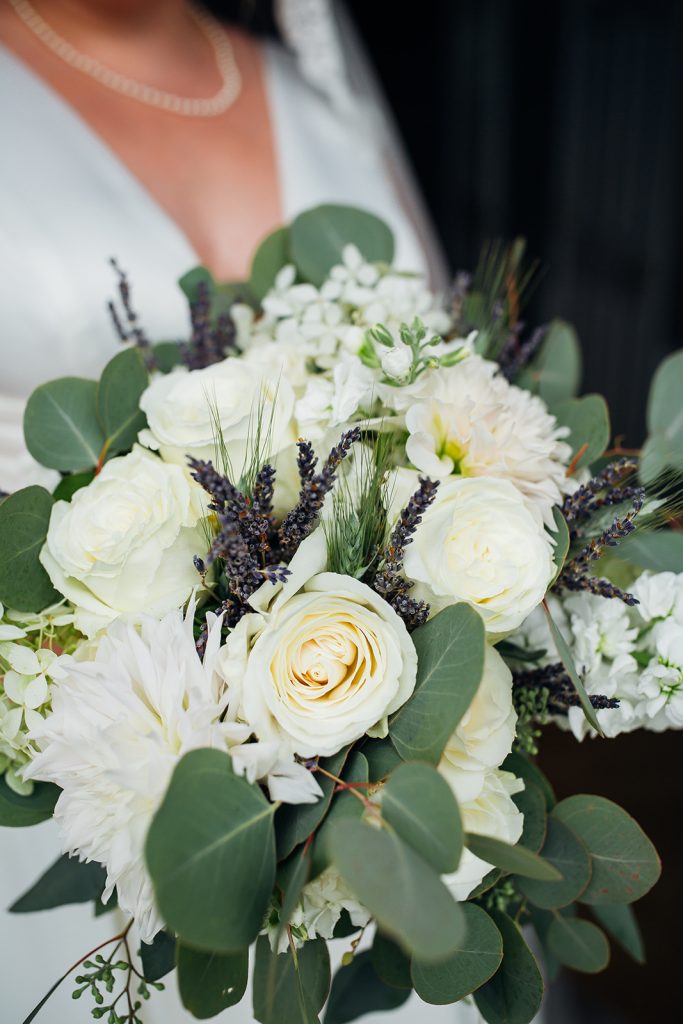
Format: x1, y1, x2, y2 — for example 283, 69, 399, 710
0, 2, 485, 1021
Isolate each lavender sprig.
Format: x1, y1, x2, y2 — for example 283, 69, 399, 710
498, 324, 546, 381
107, 258, 155, 370
562, 457, 641, 529
182, 281, 237, 370
279, 428, 361, 555
513, 663, 620, 716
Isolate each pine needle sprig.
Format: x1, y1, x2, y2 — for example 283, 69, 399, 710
279, 428, 362, 556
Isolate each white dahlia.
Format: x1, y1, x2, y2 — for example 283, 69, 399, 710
24, 606, 320, 940
404, 355, 572, 526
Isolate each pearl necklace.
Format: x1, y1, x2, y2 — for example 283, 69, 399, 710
8, 0, 242, 118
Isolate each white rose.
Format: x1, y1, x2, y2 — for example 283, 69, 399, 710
438, 645, 517, 802
40, 448, 206, 636
391, 470, 554, 636
439, 763, 524, 900
138, 357, 296, 470
218, 530, 417, 757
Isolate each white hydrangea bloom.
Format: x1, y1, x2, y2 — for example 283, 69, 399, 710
25, 606, 321, 941
403, 356, 572, 527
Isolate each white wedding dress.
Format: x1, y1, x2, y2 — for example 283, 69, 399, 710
0, 4, 483, 1022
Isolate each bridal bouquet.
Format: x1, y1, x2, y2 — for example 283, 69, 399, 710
1, 205, 680, 1024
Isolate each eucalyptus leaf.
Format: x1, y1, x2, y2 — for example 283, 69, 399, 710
553, 795, 661, 904
290, 205, 394, 286
10, 854, 105, 913
502, 753, 555, 810
536, 320, 582, 405
513, 782, 547, 854
250, 226, 291, 300
96, 347, 148, 455
0, 485, 59, 612
177, 945, 248, 1018
390, 604, 485, 764
325, 952, 410, 1024
311, 751, 367, 877
276, 746, 350, 861
590, 903, 646, 964
516, 816, 591, 909
146, 749, 276, 952
253, 935, 330, 1024
381, 760, 463, 873
473, 911, 544, 1024
277, 845, 311, 935
542, 602, 603, 735
153, 340, 185, 373
549, 507, 570, 584
370, 933, 412, 990
552, 394, 610, 470
23, 377, 105, 471
140, 931, 177, 982
639, 432, 680, 484
547, 916, 610, 973
362, 738, 403, 782
465, 833, 561, 882
646, 349, 683, 441
52, 470, 94, 503
0, 777, 59, 827
613, 529, 683, 573
411, 903, 503, 1005
330, 819, 465, 961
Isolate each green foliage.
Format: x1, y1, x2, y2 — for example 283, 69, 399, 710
502, 753, 556, 810
547, 916, 610, 974
542, 602, 603, 734
465, 833, 561, 882
553, 795, 661, 904
9, 854, 105, 912
362, 737, 403, 782
330, 818, 465, 961
590, 903, 645, 964
553, 394, 611, 470
145, 749, 276, 953
177, 945, 248, 1019
613, 529, 683, 573
325, 952, 410, 1023
253, 935, 330, 1024
152, 340, 184, 372
140, 932, 177, 982
250, 226, 291, 300
70, 942, 164, 1024
96, 348, 148, 456
23, 377, 105, 471
0, 776, 59, 827
411, 903, 503, 1005
289, 205, 394, 286
473, 911, 544, 1024
311, 751, 368, 877
178, 265, 252, 315
381, 761, 463, 874
549, 506, 570, 584
389, 604, 485, 763
52, 470, 94, 502
0, 485, 59, 612
512, 783, 547, 854
370, 933, 412, 989
516, 816, 591, 909
275, 746, 350, 861
535, 321, 582, 405
641, 349, 683, 482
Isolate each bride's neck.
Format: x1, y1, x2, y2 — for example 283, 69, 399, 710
25, 1, 195, 47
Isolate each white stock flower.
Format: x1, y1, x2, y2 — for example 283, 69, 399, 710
39, 448, 206, 636
631, 571, 683, 626
438, 646, 517, 802
391, 471, 554, 636
403, 356, 572, 526
139, 358, 296, 470
439, 762, 524, 900
295, 354, 375, 441
300, 866, 371, 941
218, 530, 417, 757
639, 619, 683, 727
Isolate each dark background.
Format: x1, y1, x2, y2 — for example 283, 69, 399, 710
219, 1, 681, 1018
346, 4, 681, 1021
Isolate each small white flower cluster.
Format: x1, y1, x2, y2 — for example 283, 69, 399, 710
266, 866, 372, 954
513, 572, 683, 740
0, 601, 75, 794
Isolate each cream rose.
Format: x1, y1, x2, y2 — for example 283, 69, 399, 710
40, 448, 206, 636
439, 763, 525, 900
138, 357, 296, 470
218, 531, 417, 757
438, 645, 517, 802
391, 470, 554, 636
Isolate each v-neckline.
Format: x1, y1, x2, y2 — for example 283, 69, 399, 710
0, 39, 286, 275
